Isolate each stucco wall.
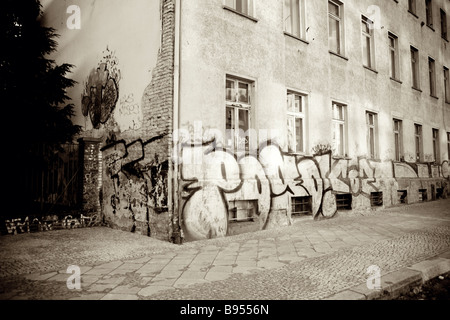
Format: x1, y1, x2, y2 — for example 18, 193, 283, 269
177, 0, 450, 241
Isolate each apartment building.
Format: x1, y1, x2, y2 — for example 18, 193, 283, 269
43, 0, 450, 242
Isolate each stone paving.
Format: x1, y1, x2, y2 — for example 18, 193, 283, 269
0, 199, 449, 300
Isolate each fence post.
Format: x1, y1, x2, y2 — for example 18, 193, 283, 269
78, 137, 103, 220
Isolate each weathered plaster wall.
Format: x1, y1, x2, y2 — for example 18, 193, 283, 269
177, 0, 450, 241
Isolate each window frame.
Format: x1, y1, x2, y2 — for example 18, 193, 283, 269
447, 132, 450, 160
408, 0, 417, 16
441, 9, 448, 40
224, 0, 256, 20
328, 0, 345, 56
426, 0, 434, 29
393, 118, 404, 161
331, 102, 348, 158
283, 0, 306, 41
445, 67, 450, 103
286, 91, 308, 154
432, 128, 440, 163
361, 15, 375, 69
428, 57, 437, 97
414, 123, 423, 162
410, 46, 420, 90
366, 111, 379, 159
389, 32, 400, 81
225, 75, 254, 153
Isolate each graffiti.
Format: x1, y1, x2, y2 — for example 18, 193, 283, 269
178, 138, 450, 241
2, 214, 100, 235
81, 48, 121, 129
101, 134, 169, 235
117, 93, 143, 131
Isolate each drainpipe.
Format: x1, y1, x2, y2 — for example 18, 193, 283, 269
171, 0, 182, 244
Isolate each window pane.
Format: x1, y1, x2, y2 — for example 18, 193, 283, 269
296, 118, 303, 152
238, 109, 249, 150
226, 80, 235, 101
292, 0, 300, 37
390, 50, 396, 78
369, 127, 375, 157
362, 36, 371, 66
238, 82, 249, 103
339, 123, 344, 155
295, 95, 302, 113
329, 17, 340, 53
284, 0, 292, 34
394, 133, 400, 161
328, 1, 339, 16
287, 116, 295, 152
226, 107, 235, 147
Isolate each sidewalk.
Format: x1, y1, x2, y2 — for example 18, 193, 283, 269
0, 198, 449, 300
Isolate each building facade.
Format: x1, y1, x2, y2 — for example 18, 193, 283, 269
43, 0, 450, 243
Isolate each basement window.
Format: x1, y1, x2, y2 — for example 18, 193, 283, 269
336, 193, 352, 210
228, 200, 257, 223
436, 188, 444, 199
370, 192, 383, 207
291, 196, 312, 216
398, 190, 408, 204
418, 189, 428, 202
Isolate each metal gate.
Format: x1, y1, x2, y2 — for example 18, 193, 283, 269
26, 143, 81, 216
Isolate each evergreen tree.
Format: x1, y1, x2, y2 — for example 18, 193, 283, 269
1, 0, 81, 216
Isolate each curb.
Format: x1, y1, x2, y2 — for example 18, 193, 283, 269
323, 249, 450, 300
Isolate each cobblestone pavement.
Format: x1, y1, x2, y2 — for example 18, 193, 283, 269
0, 199, 449, 300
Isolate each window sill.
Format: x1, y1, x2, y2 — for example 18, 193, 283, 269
412, 86, 422, 93
408, 10, 419, 19
430, 94, 439, 100
223, 6, 258, 22
442, 37, 449, 43
284, 32, 309, 45
390, 77, 402, 84
329, 51, 349, 61
332, 155, 351, 160
363, 65, 378, 74
427, 25, 435, 32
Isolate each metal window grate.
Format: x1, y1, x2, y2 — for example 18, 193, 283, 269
291, 196, 312, 216
228, 200, 257, 223
418, 189, 428, 202
398, 190, 408, 204
336, 193, 352, 210
370, 192, 383, 207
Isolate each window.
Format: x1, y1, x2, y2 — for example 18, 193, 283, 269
426, 0, 433, 28
336, 193, 352, 210
224, 0, 254, 17
366, 112, 378, 159
445, 67, 450, 103
408, 0, 417, 15
291, 196, 312, 216
328, 0, 344, 55
410, 46, 420, 89
284, 0, 306, 40
432, 128, 440, 163
370, 192, 383, 207
414, 124, 423, 162
287, 91, 307, 153
429, 57, 436, 96
447, 132, 450, 159
226, 76, 253, 152
332, 102, 347, 157
441, 9, 448, 40
389, 33, 400, 80
361, 16, 375, 69
228, 200, 257, 222
393, 119, 403, 161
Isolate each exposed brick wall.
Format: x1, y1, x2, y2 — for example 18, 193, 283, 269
99, 0, 176, 241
